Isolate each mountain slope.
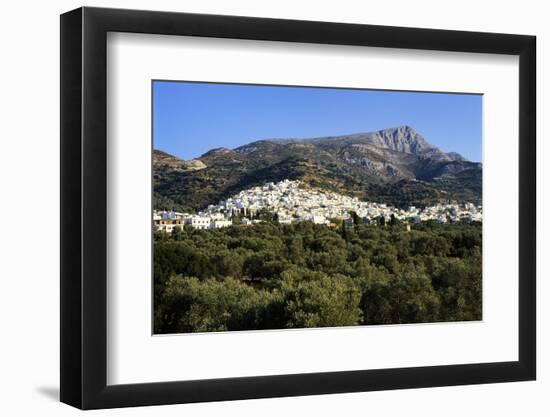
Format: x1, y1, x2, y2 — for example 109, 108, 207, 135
153, 126, 482, 211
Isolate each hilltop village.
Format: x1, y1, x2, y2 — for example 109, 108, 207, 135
154, 179, 482, 233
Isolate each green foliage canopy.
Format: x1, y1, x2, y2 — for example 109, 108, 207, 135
153, 221, 482, 333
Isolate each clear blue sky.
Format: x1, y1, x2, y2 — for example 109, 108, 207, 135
153, 81, 482, 162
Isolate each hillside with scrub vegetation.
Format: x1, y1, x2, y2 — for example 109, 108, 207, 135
153, 126, 482, 213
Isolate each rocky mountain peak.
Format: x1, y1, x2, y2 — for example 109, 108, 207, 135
368, 125, 435, 155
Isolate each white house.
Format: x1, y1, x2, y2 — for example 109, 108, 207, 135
186, 215, 211, 230
210, 219, 232, 229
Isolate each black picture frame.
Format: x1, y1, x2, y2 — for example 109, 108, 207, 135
60, 6, 536, 410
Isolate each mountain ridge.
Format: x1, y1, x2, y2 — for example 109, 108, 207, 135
153, 126, 482, 212
235, 126, 471, 162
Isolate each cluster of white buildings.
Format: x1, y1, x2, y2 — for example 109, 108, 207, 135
413, 201, 482, 224
153, 211, 232, 233
154, 179, 482, 233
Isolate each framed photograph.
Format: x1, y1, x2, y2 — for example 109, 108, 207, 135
60, 6, 536, 409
